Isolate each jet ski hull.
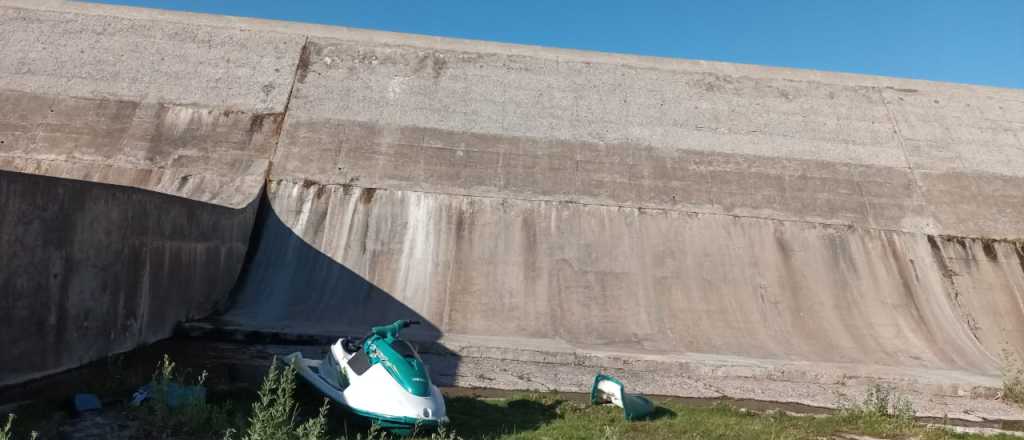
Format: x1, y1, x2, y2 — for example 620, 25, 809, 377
286, 351, 446, 435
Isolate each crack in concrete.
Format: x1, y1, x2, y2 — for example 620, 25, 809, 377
879, 88, 939, 232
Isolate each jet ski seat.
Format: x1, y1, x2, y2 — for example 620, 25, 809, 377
341, 337, 361, 354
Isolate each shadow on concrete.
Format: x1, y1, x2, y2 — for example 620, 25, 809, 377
208, 190, 459, 384
0, 168, 257, 387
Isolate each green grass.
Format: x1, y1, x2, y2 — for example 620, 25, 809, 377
437, 394, 1018, 440
4, 354, 1022, 440
4, 390, 1021, 440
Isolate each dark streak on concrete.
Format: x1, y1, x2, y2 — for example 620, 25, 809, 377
982, 241, 999, 261
295, 39, 314, 84
927, 236, 952, 278
359, 187, 376, 205
1015, 244, 1024, 276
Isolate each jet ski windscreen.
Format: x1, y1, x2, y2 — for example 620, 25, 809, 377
390, 340, 421, 360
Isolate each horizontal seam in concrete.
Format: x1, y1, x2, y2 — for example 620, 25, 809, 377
0, 87, 288, 117
276, 117, 1024, 180
269, 177, 911, 235
324, 132, 911, 171
269, 178, 1024, 242
0, 154, 268, 171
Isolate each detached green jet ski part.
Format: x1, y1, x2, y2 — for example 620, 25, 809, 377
591, 374, 655, 421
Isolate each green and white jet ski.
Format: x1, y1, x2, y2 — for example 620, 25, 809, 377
286, 320, 448, 435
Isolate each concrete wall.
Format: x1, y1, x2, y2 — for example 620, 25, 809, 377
226, 31, 1024, 377
226, 181, 1024, 375
4, 0, 1024, 404
0, 1, 301, 385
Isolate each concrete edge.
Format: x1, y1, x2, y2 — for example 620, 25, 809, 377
0, 1, 1018, 96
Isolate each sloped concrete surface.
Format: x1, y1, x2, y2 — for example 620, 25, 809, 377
0, 1, 298, 385
3, 0, 1024, 419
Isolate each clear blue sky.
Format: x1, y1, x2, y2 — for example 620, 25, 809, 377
91, 0, 1023, 89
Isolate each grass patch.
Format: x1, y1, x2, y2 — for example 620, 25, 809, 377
3, 356, 1022, 439
442, 393, 1017, 440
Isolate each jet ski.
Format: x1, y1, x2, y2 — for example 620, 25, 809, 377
286, 320, 448, 435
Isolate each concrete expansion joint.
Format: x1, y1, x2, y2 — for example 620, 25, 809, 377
264, 36, 311, 181
878, 89, 935, 221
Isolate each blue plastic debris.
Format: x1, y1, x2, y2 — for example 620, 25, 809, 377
129, 383, 206, 408
73, 393, 102, 413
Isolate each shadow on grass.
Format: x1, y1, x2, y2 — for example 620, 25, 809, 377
645, 405, 677, 421
440, 396, 561, 438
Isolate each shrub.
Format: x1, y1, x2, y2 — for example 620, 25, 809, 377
1001, 349, 1024, 406
241, 358, 330, 440
839, 384, 915, 428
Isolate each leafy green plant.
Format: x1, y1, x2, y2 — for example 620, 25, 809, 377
0, 415, 37, 440
241, 358, 331, 440
295, 400, 330, 440
0, 414, 12, 440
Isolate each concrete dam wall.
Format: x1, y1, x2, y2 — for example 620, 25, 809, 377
3, 1, 1024, 416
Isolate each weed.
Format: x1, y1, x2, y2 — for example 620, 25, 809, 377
839, 384, 915, 419
0, 415, 11, 440
357, 424, 388, 440
240, 358, 331, 440
0, 415, 37, 440
428, 425, 463, 440
295, 400, 330, 440
833, 384, 916, 436
1001, 349, 1024, 405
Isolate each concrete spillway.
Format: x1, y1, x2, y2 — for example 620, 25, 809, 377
3, 0, 1024, 419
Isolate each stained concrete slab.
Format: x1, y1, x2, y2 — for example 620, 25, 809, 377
0, 3, 303, 206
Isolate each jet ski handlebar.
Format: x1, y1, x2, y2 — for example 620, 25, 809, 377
370, 320, 421, 339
